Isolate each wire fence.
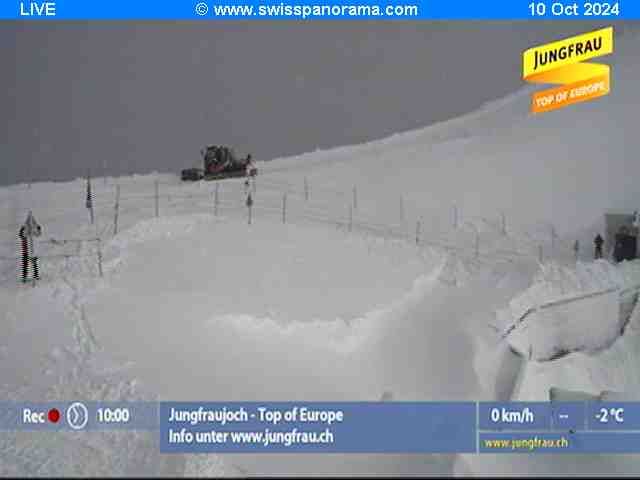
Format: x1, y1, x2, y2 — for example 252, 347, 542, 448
1, 174, 582, 285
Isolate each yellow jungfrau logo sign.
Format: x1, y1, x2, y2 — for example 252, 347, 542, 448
523, 27, 614, 114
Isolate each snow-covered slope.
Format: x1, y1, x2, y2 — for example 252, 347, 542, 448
1, 27, 640, 477
262, 28, 640, 249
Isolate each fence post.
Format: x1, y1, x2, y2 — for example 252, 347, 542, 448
573, 239, 580, 262
113, 185, 120, 236
538, 245, 544, 264
154, 180, 159, 218
304, 177, 309, 201
416, 220, 421, 245
353, 186, 358, 211
86, 174, 94, 225
214, 183, 219, 217
501, 212, 507, 236
97, 238, 103, 277
348, 204, 353, 233
29, 235, 37, 287
247, 193, 253, 225
453, 204, 459, 230
282, 193, 287, 224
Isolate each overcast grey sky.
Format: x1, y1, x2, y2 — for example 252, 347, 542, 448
0, 21, 630, 185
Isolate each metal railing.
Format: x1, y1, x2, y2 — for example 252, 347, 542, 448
501, 283, 640, 340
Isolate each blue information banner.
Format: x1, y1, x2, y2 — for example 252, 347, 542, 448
1, 0, 639, 20
5, 401, 640, 453
159, 402, 477, 453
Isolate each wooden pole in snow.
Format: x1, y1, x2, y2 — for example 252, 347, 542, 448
416, 220, 421, 245
282, 193, 287, 224
29, 234, 36, 287
113, 185, 120, 236
453, 204, 459, 229
154, 180, 159, 218
247, 193, 253, 225
86, 173, 94, 225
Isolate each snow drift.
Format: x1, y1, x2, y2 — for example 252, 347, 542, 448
498, 260, 640, 360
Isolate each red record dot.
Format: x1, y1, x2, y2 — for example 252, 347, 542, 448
48, 408, 60, 423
